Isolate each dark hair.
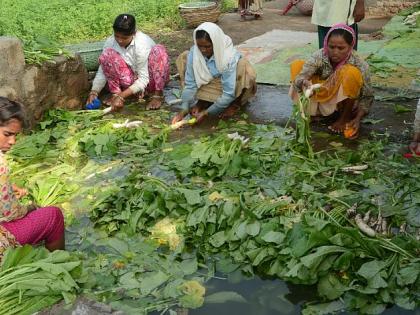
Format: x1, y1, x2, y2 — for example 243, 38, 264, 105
195, 30, 212, 44
0, 97, 27, 127
113, 14, 136, 35
328, 28, 353, 46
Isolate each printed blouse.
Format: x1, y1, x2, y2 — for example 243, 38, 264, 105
293, 49, 374, 113
0, 153, 27, 223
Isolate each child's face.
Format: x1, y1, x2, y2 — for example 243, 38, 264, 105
0, 119, 22, 153
114, 32, 134, 48
327, 35, 352, 64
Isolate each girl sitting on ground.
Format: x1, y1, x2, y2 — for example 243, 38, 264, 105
172, 22, 257, 125
86, 14, 170, 112
289, 23, 374, 139
0, 97, 65, 261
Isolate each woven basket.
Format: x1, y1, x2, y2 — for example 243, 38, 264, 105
296, 0, 314, 16
179, 2, 221, 28
65, 41, 105, 71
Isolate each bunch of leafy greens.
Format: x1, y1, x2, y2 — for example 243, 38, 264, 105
66, 228, 207, 314
0, 246, 84, 315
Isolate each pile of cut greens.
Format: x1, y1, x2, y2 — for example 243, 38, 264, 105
6, 107, 420, 314
0, 246, 84, 315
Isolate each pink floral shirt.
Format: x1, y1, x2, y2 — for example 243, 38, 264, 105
0, 153, 27, 223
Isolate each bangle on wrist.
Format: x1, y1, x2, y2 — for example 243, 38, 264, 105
89, 91, 98, 97
113, 94, 125, 102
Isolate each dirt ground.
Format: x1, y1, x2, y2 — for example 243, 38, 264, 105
155, 0, 391, 73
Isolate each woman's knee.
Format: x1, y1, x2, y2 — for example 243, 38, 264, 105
290, 60, 306, 81
341, 65, 362, 82
36, 206, 64, 227
99, 48, 118, 64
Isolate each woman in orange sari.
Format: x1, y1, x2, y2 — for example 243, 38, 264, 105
289, 23, 373, 139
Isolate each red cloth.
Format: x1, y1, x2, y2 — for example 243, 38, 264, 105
0, 206, 64, 245
99, 44, 170, 94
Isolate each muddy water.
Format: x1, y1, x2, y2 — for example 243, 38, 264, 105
189, 275, 417, 315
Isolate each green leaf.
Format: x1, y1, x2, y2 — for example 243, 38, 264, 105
397, 263, 420, 286
246, 221, 261, 236
180, 258, 198, 275
186, 206, 208, 226
301, 246, 347, 269
103, 238, 129, 256
404, 206, 420, 227
119, 272, 141, 290
394, 104, 412, 113
357, 260, 387, 280
368, 273, 388, 289
205, 291, 247, 304
395, 294, 416, 310
328, 189, 353, 198
261, 231, 285, 244
139, 271, 169, 295
234, 221, 248, 239
178, 188, 202, 205
209, 231, 227, 248
302, 300, 345, 315
360, 302, 386, 314
305, 216, 329, 231
318, 274, 347, 299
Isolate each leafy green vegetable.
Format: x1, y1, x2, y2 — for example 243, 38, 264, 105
0, 246, 83, 315
394, 104, 413, 113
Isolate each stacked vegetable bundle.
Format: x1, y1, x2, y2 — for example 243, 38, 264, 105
0, 246, 83, 315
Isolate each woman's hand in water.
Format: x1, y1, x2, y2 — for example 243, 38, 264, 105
171, 111, 187, 125
110, 94, 125, 112
193, 110, 208, 123
86, 91, 98, 105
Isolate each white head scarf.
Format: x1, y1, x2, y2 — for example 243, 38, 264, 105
192, 22, 237, 88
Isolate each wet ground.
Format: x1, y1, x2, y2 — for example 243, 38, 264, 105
164, 82, 418, 142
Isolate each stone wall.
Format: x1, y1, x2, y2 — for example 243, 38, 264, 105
366, 0, 419, 16
0, 37, 89, 127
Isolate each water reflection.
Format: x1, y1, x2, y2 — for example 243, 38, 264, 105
191, 274, 418, 315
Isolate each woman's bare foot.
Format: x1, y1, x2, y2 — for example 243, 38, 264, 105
344, 118, 361, 139
328, 119, 348, 133
147, 91, 164, 110
190, 105, 202, 116
220, 104, 240, 119
409, 132, 420, 155
328, 99, 355, 133
409, 141, 420, 155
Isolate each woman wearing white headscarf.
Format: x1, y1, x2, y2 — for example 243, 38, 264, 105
172, 22, 257, 124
